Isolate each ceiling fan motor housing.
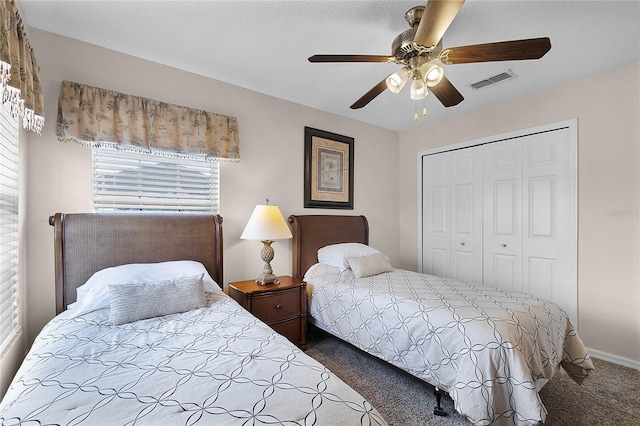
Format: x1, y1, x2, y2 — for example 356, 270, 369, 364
392, 6, 442, 63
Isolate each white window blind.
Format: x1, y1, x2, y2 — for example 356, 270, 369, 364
92, 148, 219, 213
0, 101, 20, 354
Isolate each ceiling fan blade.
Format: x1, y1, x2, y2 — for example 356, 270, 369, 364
414, 0, 465, 49
309, 54, 394, 63
350, 78, 388, 109
430, 76, 464, 107
439, 37, 551, 64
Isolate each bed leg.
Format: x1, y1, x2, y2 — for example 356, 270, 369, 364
433, 387, 447, 417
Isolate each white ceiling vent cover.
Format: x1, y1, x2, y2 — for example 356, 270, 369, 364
470, 69, 518, 90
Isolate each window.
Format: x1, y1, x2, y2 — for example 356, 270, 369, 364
0, 101, 20, 354
92, 148, 219, 213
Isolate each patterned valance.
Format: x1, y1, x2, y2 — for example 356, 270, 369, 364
0, 0, 45, 134
56, 80, 240, 161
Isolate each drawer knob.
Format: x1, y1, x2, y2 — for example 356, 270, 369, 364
276, 304, 283, 311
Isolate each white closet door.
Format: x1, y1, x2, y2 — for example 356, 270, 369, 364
422, 154, 450, 277
522, 128, 577, 324
483, 140, 523, 291
449, 147, 483, 284
420, 120, 577, 326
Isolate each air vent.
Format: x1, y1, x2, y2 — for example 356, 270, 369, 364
470, 69, 518, 90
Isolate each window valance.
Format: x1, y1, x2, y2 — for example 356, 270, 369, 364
0, 0, 45, 134
56, 80, 240, 161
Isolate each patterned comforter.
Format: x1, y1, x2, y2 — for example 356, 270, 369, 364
304, 264, 594, 426
0, 292, 386, 426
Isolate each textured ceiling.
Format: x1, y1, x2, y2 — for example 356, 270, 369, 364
20, 0, 640, 132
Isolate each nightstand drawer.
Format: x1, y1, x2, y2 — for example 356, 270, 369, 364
270, 317, 302, 343
251, 288, 300, 322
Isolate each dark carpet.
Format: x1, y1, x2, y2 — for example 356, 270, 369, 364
304, 328, 640, 425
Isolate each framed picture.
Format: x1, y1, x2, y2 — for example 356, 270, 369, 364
304, 127, 354, 209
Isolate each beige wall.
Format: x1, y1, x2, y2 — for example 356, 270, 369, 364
20, 29, 399, 348
399, 61, 640, 365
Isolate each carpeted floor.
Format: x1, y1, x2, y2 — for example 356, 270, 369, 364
304, 328, 640, 425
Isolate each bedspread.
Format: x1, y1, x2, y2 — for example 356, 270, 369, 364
0, 292, 385, 426
304, 264, 594, 426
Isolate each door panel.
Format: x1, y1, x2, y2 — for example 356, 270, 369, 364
494, 179, 518, 235
422, 148, 482, 282
428, 248, 449, 278
492, 253, 520, 291
522, 128, 576, 324
528, 176, 555, 237
422, 155, 450, 276
527, 256, 555, 300
483, 140, 522, 291
430, 186, 448, 233
449, 147, 483, 283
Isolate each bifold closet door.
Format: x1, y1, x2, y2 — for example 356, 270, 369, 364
482, 128, 576, 323
422, 153, 450, 278
482, 140, 523, 291
421, 123, 577, 325
422, 147, 482, 283
449, 148, 483, 283
521, 128, 576, 323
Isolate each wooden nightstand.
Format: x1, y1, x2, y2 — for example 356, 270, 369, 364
228, 276, 307, 349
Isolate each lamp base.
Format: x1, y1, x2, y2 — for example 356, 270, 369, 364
256, 240, 279, 285
255, 273, 279, 285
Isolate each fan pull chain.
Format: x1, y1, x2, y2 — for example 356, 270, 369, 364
413, 102, 428, 122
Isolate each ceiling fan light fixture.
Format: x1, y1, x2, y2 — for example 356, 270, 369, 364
410, 74, 428, 100
386, 68, 409, 93
423, 64, 444, 87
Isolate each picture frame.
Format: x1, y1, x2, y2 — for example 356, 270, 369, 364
304, 127, 354, 209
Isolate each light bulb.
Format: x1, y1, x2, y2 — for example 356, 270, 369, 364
386, 68, 409, 93
423, 64, 444, 87
410, 76, 428, 100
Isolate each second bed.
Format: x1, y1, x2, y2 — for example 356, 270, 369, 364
289, 214, 594, 426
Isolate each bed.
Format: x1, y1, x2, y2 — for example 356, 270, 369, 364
0, 213, 386, 426
288, 214, 594, 426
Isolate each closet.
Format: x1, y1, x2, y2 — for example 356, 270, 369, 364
420, 120, 578, 325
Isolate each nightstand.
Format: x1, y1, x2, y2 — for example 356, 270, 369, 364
228, 276, 307, 349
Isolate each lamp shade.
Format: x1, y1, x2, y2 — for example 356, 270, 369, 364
385, 68, 409, 93
240, 205, 292, 241
421, 63, 444, 87
410, 75, 428, 100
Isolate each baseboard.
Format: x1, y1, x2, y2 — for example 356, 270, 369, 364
587, 347, 640, 370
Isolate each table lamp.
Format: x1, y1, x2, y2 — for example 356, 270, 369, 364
240, 202, 292, 284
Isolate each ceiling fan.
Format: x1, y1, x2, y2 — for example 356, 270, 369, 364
308, 0, 551, 112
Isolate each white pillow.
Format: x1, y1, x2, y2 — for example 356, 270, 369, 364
317, 243, 381, 272
347, 252, 394, 278
109, 274, 206, 325
69, 260, 220, 317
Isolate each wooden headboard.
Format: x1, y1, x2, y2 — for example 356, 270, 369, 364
50, 213, 223, 314
288, 215, 369, 280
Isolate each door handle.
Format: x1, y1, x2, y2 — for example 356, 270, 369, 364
501, 243, 507, 248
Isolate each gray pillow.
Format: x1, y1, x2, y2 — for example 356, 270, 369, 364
347, 252, 394, 278
109, 274, 205, 325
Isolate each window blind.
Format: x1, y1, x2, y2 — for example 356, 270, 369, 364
92, 148, 219, 213
0, 101, 20, 354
